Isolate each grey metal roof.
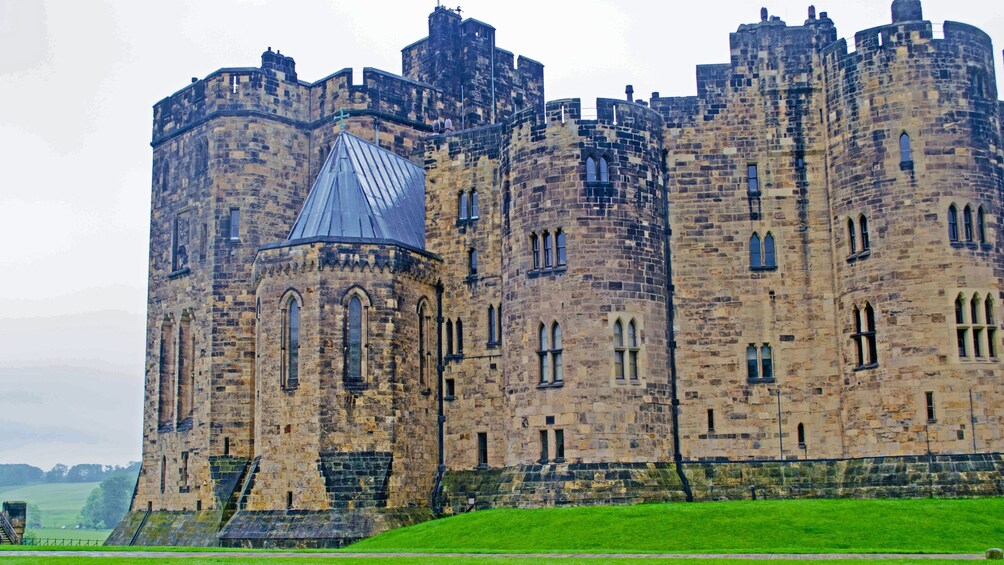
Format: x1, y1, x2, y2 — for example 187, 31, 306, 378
287, 132, 426, 249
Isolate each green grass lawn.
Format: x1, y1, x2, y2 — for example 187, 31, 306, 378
0, 482, 99, 528
0, 560, 983, 565
349, 498, 1004, 554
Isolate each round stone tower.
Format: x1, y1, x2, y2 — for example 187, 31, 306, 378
499, 99, 673, 465
823, 1, 1004, 456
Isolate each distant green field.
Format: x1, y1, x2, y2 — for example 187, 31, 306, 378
0, 482, 100, 528
350, 498, 1004, 554
22, 527, 111, 543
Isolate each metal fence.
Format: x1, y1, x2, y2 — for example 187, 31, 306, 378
21, 537, 104, 547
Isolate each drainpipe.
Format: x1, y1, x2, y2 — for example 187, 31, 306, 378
431, 281, 446, 512
662, 150, 693, 502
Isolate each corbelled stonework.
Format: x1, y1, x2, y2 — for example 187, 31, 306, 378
114, 2, 1004, 548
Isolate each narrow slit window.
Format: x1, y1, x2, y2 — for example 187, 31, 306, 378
347, 295, 362, 380
538, 324, 549, 384
531, 234, 540, 270
848, 218, 857, 254
797, 423, 806, 447
964, 205, 974, 242
760, 344, 773, 380
978, 205, 987, 244
458, 192, 469, 220
554, 429, 565, 460
539, 430, 549, 463
446, 320, 454, 357
468, 248, 478, 276
470, 190, 479, 219
707, 409, 715, 432
948, 205, 959, 242
614, 319, 625, 379
750, 233, 762, 269
229, 208, 240, 241
543, 231, 553, 268
865, 303, 878, 365
488, 305, 497, 345
860, 216, 870, 251
747, 164, 760, 194
853, 306, 865, 367
899, 133, 912, 163
627, 320, 639, 379
746, 345, 759, 380
556, 230, 567, 266
925, 391, 935, 421
599, 157, 609, 182
763, 233, 776, 268
456, 318, 464, 355
477, 432, 488, 468
586, 157, 597, 183
551, 323, 563, 383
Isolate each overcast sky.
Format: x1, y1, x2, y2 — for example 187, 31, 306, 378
0, 0, 1001, 470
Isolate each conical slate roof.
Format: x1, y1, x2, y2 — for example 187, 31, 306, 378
287, 132, 426, 250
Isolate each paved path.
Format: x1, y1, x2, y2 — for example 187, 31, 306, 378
0, 550, 986, 559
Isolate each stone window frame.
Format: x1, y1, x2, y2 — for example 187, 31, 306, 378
585, 154, 611, 184
745, 342, 775, 383
477, 432, 489, 470
746, 163, 760, 196
417, 298, 433, 387
851, 303, 878, 370
341, 286, 371, 386
749, 232, 777, 271
612, 315, 645, 383
537, 320, 564, 389
948, 201, 991, 249
487, 304, 499, 348
176, 309, 195, 430
280, 289, 303, 391
457, 188, 480, 225
948, 204, 960, 242
528, 228, 568, 278
899, 131, 913, 169
157, 314, 177, 432
955, 291, 998, 361
846, 214, 871, 263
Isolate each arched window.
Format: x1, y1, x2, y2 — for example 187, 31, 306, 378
948, 205, 959, 242
531, 233, 540, 270
859, 215, 870, 252
750, 233, 762, 269
346, 295, 363, 381
488, 305, 497, 345
852, 306, 865, 367
599, 157, 610, 182
281, 297, 301, 389
542, 231, 553, 268
964, 205, 974, 242
551, 323, 563, 383
556, 230, 567, 267
586, 157, 597, 182
470, 190, 479, 219
458, 192, 469, 220
987, 298, 998, 358
468, 248, 478, 276
797, 423, 806, 448
456, 318, 464, 355
538, 324, 549, 384
899, 132, 912, 163
864, 303, 878, 365
978, 205, 987, 244
158, 318, 176, 430
763, 233, 776, 268
972, 295, 984, 358
847, 218, 857, 254
613, 319, 625, 379
627, 320, 639, 379
177, 312, 195, 425
956, 294, 966, 324
418, 302, 429, 385
760, 344, 773, 380
746, 345, 759, 380
446, 319, 454, 357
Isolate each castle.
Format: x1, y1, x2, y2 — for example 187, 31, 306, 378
110, 0, 1004, 547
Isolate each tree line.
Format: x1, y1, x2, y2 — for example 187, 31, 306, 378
0, 462, 140, 486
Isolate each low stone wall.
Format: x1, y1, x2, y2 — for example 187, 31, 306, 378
105, 510, 224, 547
439, 453, 1004, 512
439, 462, 688, 514
217, 507, 433, 549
